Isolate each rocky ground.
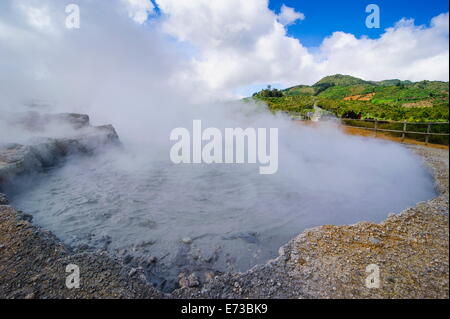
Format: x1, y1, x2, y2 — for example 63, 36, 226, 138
0, 205, 164, 298
0, 112, 118, 187
0, 114, 448, 299
0, 112, 164, 298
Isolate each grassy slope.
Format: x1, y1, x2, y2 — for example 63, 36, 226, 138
254, 74, 449, 122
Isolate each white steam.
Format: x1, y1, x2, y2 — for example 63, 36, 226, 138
1, 1, 437, 289
1, 0, 436, 220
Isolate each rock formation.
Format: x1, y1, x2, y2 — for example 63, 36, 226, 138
0, 112, 119, 191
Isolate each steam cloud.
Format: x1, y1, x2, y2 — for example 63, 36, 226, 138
1, 1, 438, 290
1, 1, 436, 232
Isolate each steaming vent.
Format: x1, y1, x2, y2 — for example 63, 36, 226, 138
2, 110, 436, 292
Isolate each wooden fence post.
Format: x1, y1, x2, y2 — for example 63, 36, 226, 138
374, 120, 378, 137
425, 123, 431, 145
401, 121, 407, 142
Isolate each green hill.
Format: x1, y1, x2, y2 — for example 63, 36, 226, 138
252, 74, 449, 122
314, 74, 370, 87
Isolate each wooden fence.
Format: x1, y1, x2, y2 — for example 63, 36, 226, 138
340, 119, 449, 145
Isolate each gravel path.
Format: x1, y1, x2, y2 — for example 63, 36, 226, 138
1, 119, 448, 299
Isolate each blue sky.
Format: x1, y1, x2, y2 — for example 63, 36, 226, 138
232, 0, 449, 96
3, 0, 446, 100
269, 0, 449, 47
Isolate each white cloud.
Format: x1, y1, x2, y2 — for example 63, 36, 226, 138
277, 4, 305, 26
0, 0, 448, 103
156, 0, 275, 50
317, 13, 449, 82
18, 4, 51, 29
153, 0, 448, 95
122, 0, 155, 24
0, 0, 194, 109
154, 0, 314, 92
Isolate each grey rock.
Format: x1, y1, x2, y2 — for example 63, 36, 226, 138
178, 272, 200, 288
187, 273, 200, 287
204, 271, 215, 282
128, 268, 137, 277
0, 193, 8, 205
24, 292, 36, 299
123, 255, 133, 264
181, 237, 192, 244
0, 112, 120, 188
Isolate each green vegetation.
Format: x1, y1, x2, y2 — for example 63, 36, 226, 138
258, 95, 316, 114
252, 85, 283, 98
314, 74, 370, 87
252, 74, 449, 123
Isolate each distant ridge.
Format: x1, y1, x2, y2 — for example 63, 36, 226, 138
251, 74, 449, 122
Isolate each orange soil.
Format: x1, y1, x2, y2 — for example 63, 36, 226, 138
343, 93, 375, 101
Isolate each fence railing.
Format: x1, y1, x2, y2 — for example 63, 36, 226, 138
340, 119, 449, 145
